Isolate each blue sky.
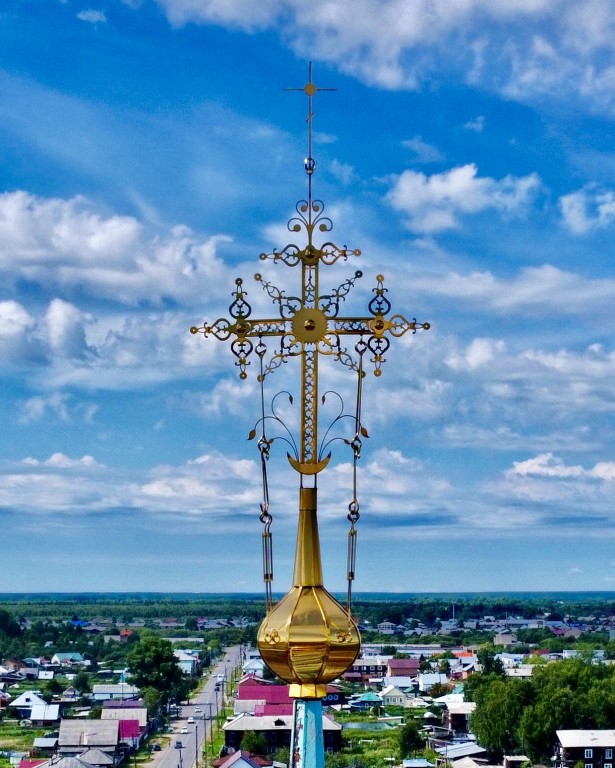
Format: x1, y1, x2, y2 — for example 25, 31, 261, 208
2, 0, 615, 594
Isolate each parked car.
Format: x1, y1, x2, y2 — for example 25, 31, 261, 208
151, 744, 161, 752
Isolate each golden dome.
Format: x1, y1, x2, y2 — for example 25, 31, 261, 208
257, 487, 361, 698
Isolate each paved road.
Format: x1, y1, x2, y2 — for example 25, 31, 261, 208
151, 646, 242, 768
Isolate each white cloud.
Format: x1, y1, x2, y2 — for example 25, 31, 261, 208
45, 299, 93, 359
386, 164, 540, 233
0, 300, 34, 340
152, 0, 615, 115
76, 10, 107, 23
509, 452, 586, 478
18, 393, 99, 425
446, 338, 506, 371
0, 191, 230, 307
464, 115, 485, 133
560, 185, 615, 233
411, 264, 615, 316
402, 136, 444, 163
0, 451, 262, 523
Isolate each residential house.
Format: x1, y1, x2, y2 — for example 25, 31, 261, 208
8, 691, 48, 719
442, 702, 476, 736
380, 685, 409, 707
433, 742, 487, 764
78, 750, 115, 767
494, 631, 517, 646
51, 653, 86, 667
30, 703, 61, 727
101, 703, 148, 746
504, 665, 534, 679
58, 719, 120, 759
235, 681, 344, 716
342, 655, 390, 684
417, 673, 449, 693
242, 658, 266, 678
37, 757, 97, 768
32, 737, 59, 757
387, 658, 421, 678
376, 620, 397, 635
222, 712, 342, 753
174, 650, 200, 675
216, 751, 273, 768
101, 703, 148, 728
556, 730, 615, 768
349, 691, 383, 711
92, 684, 140, 702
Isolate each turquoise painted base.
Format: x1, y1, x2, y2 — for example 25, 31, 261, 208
290, 699, 324, 768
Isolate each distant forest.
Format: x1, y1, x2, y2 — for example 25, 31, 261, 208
2, 591, 615, 624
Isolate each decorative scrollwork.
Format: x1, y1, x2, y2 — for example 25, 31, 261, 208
320, 270, 363, 317
320, 242, 361, 266
368, 274, 392, 317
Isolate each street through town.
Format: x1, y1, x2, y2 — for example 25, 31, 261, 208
149, 646, 242, 768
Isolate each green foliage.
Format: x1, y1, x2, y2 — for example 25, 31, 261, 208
398, 719, 424, 759
126, 633, 186, 705
0, 609, 21, 638
469, 656, 615, 762
45, 677, 64, 697
73, 670, 91, 693
476, 647, 505, 676
239, 730, 268, 756
272, 747, 290, 766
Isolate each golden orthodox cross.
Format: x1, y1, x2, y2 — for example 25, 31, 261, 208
190, 65, 429, 477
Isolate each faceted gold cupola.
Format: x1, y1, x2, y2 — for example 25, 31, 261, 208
257, 486, 360, 698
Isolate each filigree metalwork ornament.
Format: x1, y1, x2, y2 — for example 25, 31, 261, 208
190, 63, 430, 698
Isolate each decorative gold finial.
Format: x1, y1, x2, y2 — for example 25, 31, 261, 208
191, 64, 430, 699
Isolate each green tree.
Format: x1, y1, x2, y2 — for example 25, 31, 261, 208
142, 686, 163, 718
240, 730, 269, 756
73, 670, 91, 693
127, 634, 186, 705
519, 686, 578, 762
477, 648, 505, 677
398, 720, 424, 759
470, 677, 532, 757
46, 677, 64, 698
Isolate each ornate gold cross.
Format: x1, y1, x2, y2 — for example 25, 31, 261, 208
190, 68, 429, 474
190, 64, 430, 699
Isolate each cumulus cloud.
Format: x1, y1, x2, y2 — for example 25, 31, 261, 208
22, 453, 101, 468
410, 264, 615, 316
45, 299, 93, 359
151, 0, 615, 115
386, 164, 540, 233
0, 451, 263, 524
509, 452, 615, 480
0, 191, 229, 307
446, 338, 506, 371
560, 185, 615, 233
